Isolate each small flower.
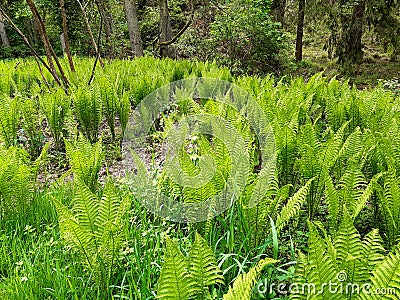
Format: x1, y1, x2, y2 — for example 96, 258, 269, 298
21, 276, 28, 282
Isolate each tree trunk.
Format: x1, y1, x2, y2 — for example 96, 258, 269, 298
271, 0, 287, 27
339, 0, 365, 64
124, 0, 143, 57
159, 0, 172, 57
0, 11, 10, 47
295, 0, 306, 62
76, 0, 104, 68
60, 0, 75, 72
26, 0, 60, 84
26, 0, 69, 88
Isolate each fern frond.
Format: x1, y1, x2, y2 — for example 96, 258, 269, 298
157, 236, 196, 300
222, 258, 278, 300
362, 229, 385, 272
188, 232, 224, 296
357, 246, 400, 300
276, 177, 315, 232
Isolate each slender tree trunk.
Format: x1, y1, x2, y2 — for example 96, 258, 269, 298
76, 0, 104, 68
295, 0, 306, 62
271, 0, 287, 27
339, 0, 365, 64
96, 0, 113, 41
0, 7, 62, 86
124, 0, 143, 56
0, 11, 10, 47
159, 0, 172, 57
26, 0, 59, 84
59, 0, 75, 72
26, 0, 69, 88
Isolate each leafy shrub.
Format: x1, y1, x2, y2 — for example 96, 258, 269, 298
210, 0, 291, 75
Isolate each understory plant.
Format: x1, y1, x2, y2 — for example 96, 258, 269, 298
0, 95, 19, 147
40, 88, 71, 150
290, 215, 400, 299
65, 134, 104, 192
157, 232, 277, 299
53, 182, 131, 289
73, 85, 102, 143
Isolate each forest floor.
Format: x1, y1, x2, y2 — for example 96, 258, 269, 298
294, 44, 400, 89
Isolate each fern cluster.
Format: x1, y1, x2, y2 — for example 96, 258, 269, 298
290, 216, 400, 299
53, 182, 130, 287
65, 134, 104, 192
157, 232, 277, 299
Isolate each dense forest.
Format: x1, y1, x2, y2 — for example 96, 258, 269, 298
0, 1, 400, 300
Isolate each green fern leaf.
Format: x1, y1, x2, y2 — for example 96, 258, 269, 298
157, 236, 196, 300
223, 258, 278, 300
188, 232, 224, 297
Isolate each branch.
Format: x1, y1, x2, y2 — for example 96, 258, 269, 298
158, 0, 195, 46
88, 1, 103, 85
0, 7, 61, 86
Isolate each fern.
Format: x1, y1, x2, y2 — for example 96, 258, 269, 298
376, 168, 400, 247
276, 177, 315, 232
65, 134, 104, 192
99, 76, 118, 140
117, 91, 131, 136
357, 246, 400, 300
40, 88, 71, 150
73, 84, 102, 143
188, 232, 224, 298
157, 233, 223, 299
53, 182, 130, 286
0, 95, 19, 147
0, 147, 34, 215
223, 258, 278, 300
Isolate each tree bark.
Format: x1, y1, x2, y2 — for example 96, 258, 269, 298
124, 0, 143, 56
295, 0, 306, 62
159, 0, 172, 57
0, 11, 10, 47
339, 0, 365, 64
60, 0, 75, 72
271, 0, 287, 27
26, 0, 69, 88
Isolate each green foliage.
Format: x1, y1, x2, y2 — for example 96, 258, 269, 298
73, 85, 102, 143
116, 91, 131, 136
0, 147, 32, 215
157, 233, 223, 299
99, 76, 118, 140
0, 145, 47, 216
375, 168, 400, 248
52, 182, 130, 286
223, 258, 278, 300
0, 95, 19, 147
40, 88, 71, 150
290, 218, 389, 299
65, 134, 104, 192
20, 97, 44, 158
210, 0, 290, 74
